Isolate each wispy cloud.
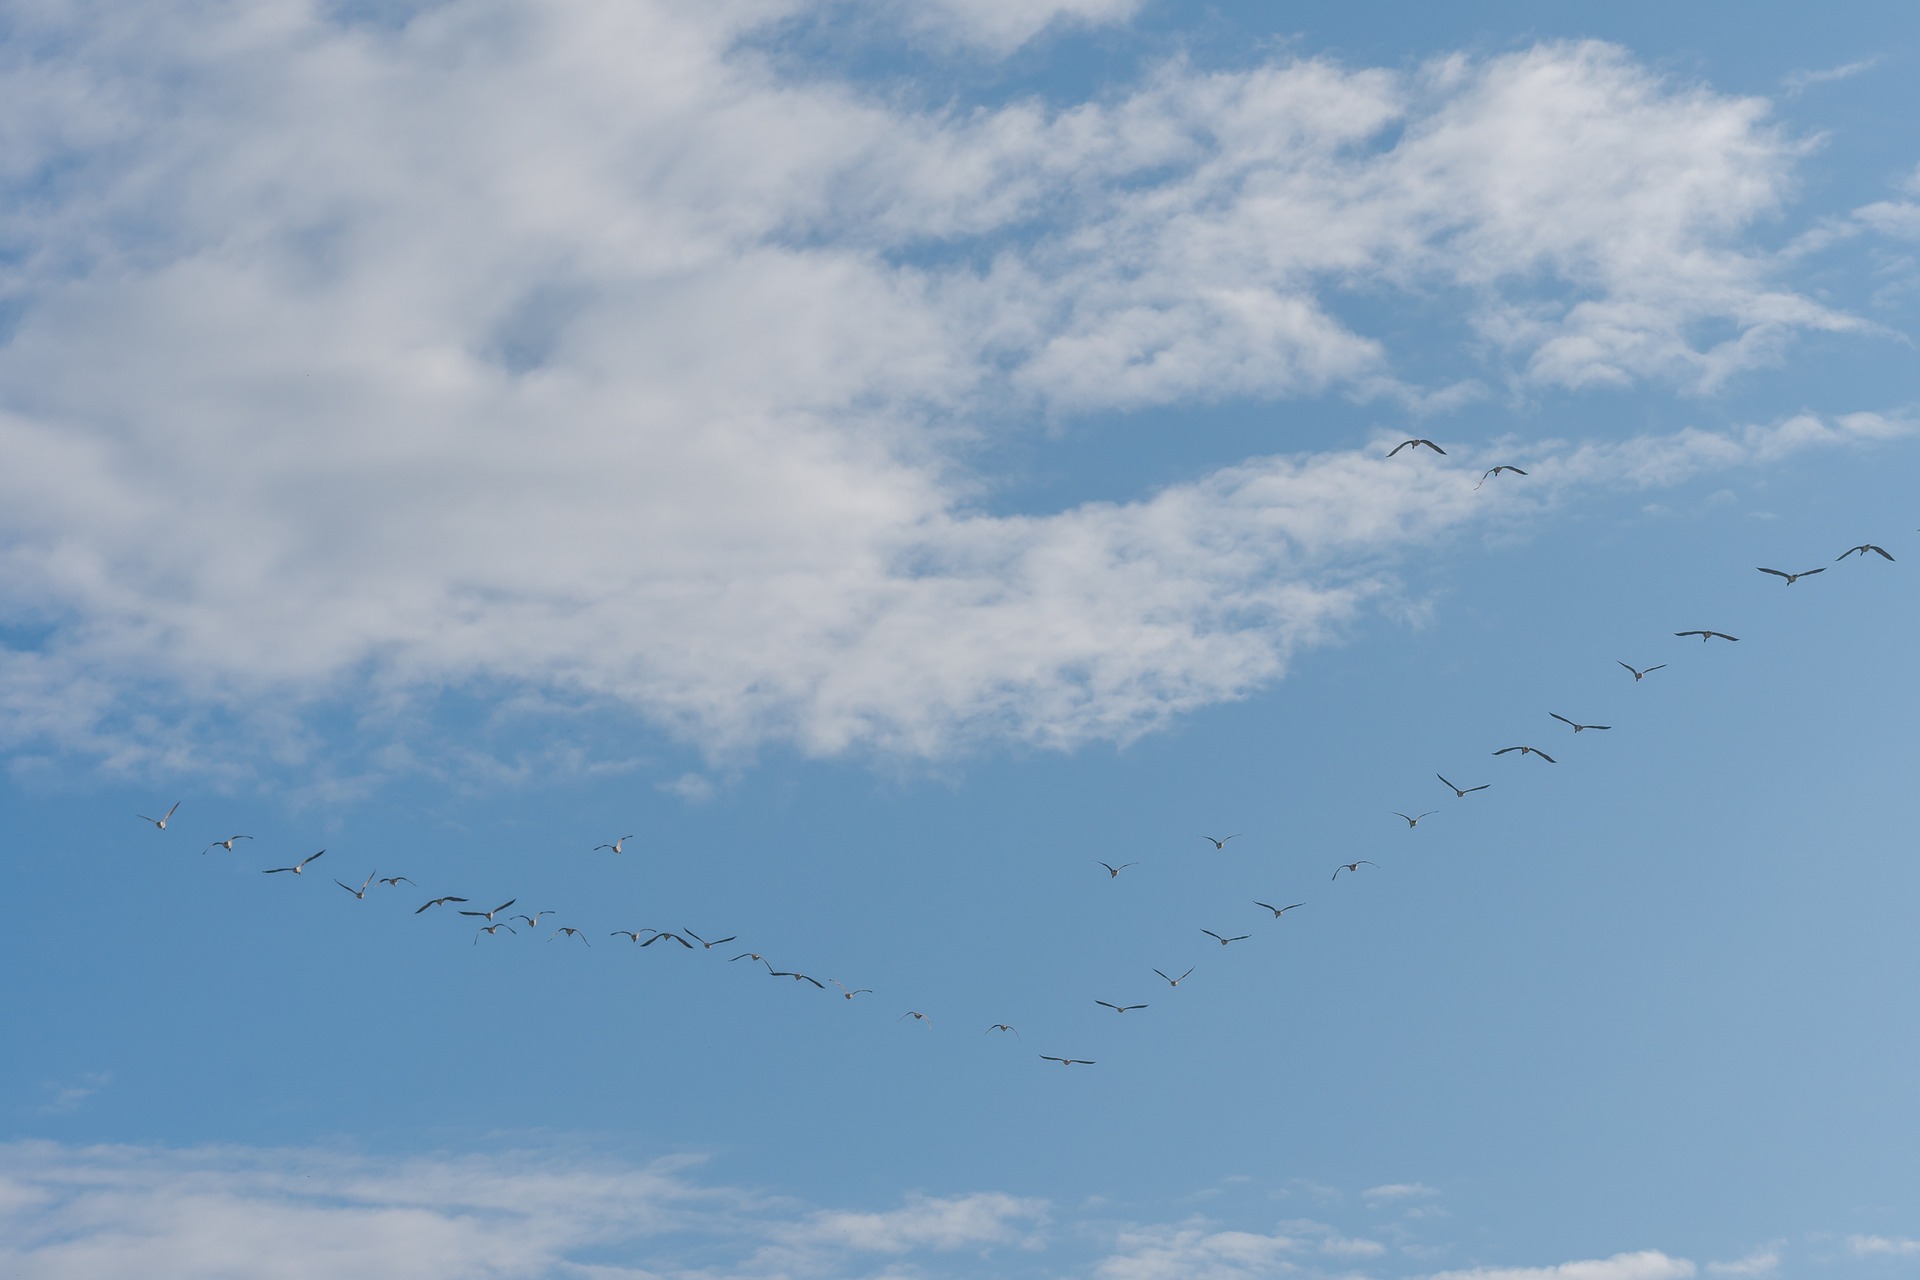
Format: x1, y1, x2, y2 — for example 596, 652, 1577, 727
33, 1073, 111, 1116
1428, 1252, 1696, 1280
1782, 58, 1878, 96
1847, 1234, 1920, 1257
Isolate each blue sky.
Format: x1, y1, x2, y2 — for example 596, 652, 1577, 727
3, 1, 1919, 1277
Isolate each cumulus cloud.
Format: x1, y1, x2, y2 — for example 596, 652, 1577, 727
0, 0, 1885, 771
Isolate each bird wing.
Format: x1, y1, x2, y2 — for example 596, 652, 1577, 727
1386, 440, 1411, 456
1801, 567, 1826, 577
1096, 1001, 1119, 1010
1493, 747, 1518, 755
1872, 546, 1895, 560
1178, 968, 1194, 981
1757, 568, 1789, 579
1423, 440, 1447, 454
1201, 929, 1223, 940
1645, 664, 1666, 673
1463, 784, 1489, 793
164, 802, 180, 820
1549, 712, 1575, 727
264, 867, 293, 874
1535, 750, 1557, 763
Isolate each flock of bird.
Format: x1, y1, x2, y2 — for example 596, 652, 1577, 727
124, 439, 1903, 1069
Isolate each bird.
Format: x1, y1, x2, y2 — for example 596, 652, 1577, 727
1549, 713, 1610, 733
1253, 901, 1304, 918
415, 896, 469, 914
1387, 438, 1446, 457
264, 849, 326, 875
1332, 861, 1377, 880
1618, 661, 1666, 682
551, 927, 590, 945
459, 900, 516, 922
1202, 834, 1239, 849
1757, 566, 1825, 585
829, 980, 872, 1000
1493, 746, 1556, 762
1838, 544, 1894, 561
642, 930, 695, 949
985, 1024, 1020, 1037
1476, 465, 1527, 487
594, 835, 634, 854
684, 929, 738, 950
1096, 1001, 1148, 1013
1201, 929, 1250, 946
1097, 861, 1138, 878
1675, 630, 1738, 643
899, 1010, 932, 1024
1436, 773, 1489, 797
1040, 1056, 1095, 1066
1153, 967, 1194, 987
509, 911, 553, 930
1394, 811, 1437, 828
377, 876, 415, 888
612, 930, 650, 943
203, 835, 251, 853
768, 967, 825, 989
334, 871, 377, 900
473, 924, 516, 944
136, 803, 181, 831
729, 951, 767, 963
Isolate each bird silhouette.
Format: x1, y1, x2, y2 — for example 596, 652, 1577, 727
1097, 861, 1138, 878
1153, 967, 1195, 987
1758, 566, 1824, 585
1838, 544, 1894, 561
642, 930, 695, 949
1040, 1056, 1095, 1066
685, 929, 738, 950
1618, 661, 1666, 682
899, 1010, 932, 1024
204, 835, 251, 853
594, 835, 633, 854
1476, 465, 1527, 487
378, 876, 415, 888
985, 1024, 1020, 1037
1549, 713, 1610, 733
1253, 901, 1304, 918
473, 923, 515, 944
550, 927, 590, 945
1394, 811, 1437, 827
334, 871, 377, 900
1202, 834, 1239, 849
459, 900, 516, 922
1201, 929, 1250, 946
829, 980, 872, 1000
415, 896, 468, 914
1096, 1000, 1148, 1013
1387, 438, 1446, 457
1675, 630, 1738, 643
1332, 861, 1377, 880
1493, 745, 1556, 762
1436, 773, 1489, 797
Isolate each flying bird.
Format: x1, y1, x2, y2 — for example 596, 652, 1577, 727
550, 927, 590, 945
1153, 967, 1195, 987
1837, 544, 1894, 561
1393, 811, 1437, 828
1202, 834, 1239, 849
136, 803, 181, 831
1040, 1056, 1095, 1066
684, 929, 738, 950
612, 930, 651, 943
264, 849, 326, 875
899, 1010, 932, 1024
1675, 630, 1738, 643
1493, 746, 1556, 762
377, 876, 415, 888
767, 964, 824, 988
1436, 774, 1489, 797
1201, 929, 1250, 946
729, 951, 767, 963
985, 1024, 1020, 1037
642, 930, 695, 949
334, 871, 377, 900
474, 924, 515, 944
1386, 438, 1446, 457
1757, 566, 1825, 585
1096, 1001, 1148, 1013
459, 900, 516, 922
1253, 901, 1304, 918
1476, 465, 1528, 487
1097, 861, 1138, 878
416, 896, 469, 914
1618, 662, 1666, 682
1549, 713, 1610, 733
510, 911, 553, 930
1332, 861, 1377, 879
204, 835, 251, 853
594, 835, 634, 854
829, 980, 872, 1000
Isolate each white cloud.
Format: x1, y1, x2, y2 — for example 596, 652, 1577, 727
34, 1073, 111, 1116
1703, 1247, 1779, 1276
1095, 1220, 1303, 1280
0, 1, 1884, 771
1848, 1235, 1920, 1257
1364, 1183, 1441, 1202
774, 1189, 1046, 1253
891, 0, 1145, 54
1781, 59, 1877, 96
1429, 1252, 1696, 1280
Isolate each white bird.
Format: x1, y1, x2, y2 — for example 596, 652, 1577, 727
334, 870, 377, 899
1153, 967, 1194, 987
264, 849, 325, 875
1394, 811, 1436, 828
594, 835, 634, 854
204, 835, 251, 853
137, 803, 180, 831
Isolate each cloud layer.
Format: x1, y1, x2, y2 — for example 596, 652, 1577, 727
0, 0, 1886, 769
